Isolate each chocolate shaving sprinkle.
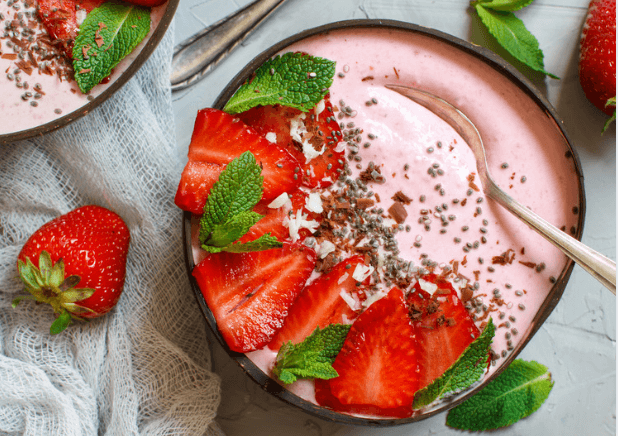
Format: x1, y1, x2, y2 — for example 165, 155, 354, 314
388, 201, 408, 224
392, 190, 412, 205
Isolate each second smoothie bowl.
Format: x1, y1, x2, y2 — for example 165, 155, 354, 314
177, 20, 584, 425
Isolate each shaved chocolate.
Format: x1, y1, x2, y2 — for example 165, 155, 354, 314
388, 201, 408, 224
391, 190, 412, 205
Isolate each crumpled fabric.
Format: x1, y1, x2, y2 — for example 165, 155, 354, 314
0, 20, 223, 436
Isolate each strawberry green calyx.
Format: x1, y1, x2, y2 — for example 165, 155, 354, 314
273, 324, 351, 385
223, 52, 336, 114
603, 97, 616, 133
413, 318, 495, 409
16, 251, 96, 334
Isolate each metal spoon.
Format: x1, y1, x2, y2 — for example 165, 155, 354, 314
385, 84, 616, 294
170, 0, 288, 92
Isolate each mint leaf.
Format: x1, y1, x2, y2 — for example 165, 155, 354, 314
73, 2, 151, 93
223, 52, 336, 114
199, 151, 283, 253
446, 359, 553, 430
199, 151, 264, 244
479, 0, 534, 12
273, 324, 351, 385
413, 318, 495, 409
473, 3, 559, 79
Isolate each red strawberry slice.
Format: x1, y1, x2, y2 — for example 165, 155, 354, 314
579, 0, 616, 115
238, 95, 344, 188
192, 242, 316, 353
268, 256, 367, 352
174, 161, 221, 215
37, 0, 105, 59
174, 108, 302, 214
407, 274, 480, 389
315, 287, 421, 419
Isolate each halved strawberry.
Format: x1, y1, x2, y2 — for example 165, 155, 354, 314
268, 256, 367, 352
407, 274, 480, 389
315, 287, 421, 419
37, 0, 105, 59
238, 190, 322, 244
238, 95, 344, 188
174, 161, 221, 215
192, 242, 316, 353
174, 108, 302, 214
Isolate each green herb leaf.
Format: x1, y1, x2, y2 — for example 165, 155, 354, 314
603, 97, 616, 134
273, 324, 351, 385
473, 3, 559, 79
199, 151, 283, 253
223, 52, 336, 114
413, 318, 495, 409
478, 0, 534, 12
199, 151, 264, 244
446, 359, 554, 430
72, 2, 151, 94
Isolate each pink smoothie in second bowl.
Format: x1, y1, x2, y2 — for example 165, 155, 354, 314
188, 22, 583, 423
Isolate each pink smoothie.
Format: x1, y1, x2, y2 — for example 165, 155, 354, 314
0, 0, 168, 136
192, 26, 581, 415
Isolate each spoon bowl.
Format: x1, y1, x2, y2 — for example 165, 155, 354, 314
385, 84, 616, 294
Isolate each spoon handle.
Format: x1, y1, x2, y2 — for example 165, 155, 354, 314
170, 0, 288, 92
487, 182, 616, 294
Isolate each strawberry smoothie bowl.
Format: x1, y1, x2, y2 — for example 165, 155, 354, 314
177, 21, 584, 425
0, 0, 178, 144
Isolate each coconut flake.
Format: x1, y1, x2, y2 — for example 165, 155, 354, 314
340, 290, 361, 311
76, 9, 88, 25
337, 272, 349, 285
284, 210, 320, 242
305, 192, 323, 213
334, 141, 346, 153
352, 263, 374, 282
267, 192, 290, 209
265, 132, 277, 143
318, 240, 336, 258
314, 99, 326, 116
418, 278, 438, 296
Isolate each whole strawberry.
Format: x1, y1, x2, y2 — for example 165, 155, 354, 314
579, 0, 616, 116
14, 205, 130, 334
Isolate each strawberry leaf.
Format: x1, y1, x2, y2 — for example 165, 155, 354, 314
223, 52, 336, 114
72, 2, 151, 94
473, 3, 559, 79
413, 318, 495, 409
273, 324, 351, 384
50, 310, 72, 335
446, 359, 553, 430
603, 97, 616, 134
479, 0, 534, 12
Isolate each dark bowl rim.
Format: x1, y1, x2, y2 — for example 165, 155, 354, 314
183, 19, 585, 426
0, 0, 180, 146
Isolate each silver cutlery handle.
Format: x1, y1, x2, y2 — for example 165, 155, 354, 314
486, 180, 616, 294
170, 0, 288, 92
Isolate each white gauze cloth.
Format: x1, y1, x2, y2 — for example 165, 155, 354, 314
0, 22, 223, 436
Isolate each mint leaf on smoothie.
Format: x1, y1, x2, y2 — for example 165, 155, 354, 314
446, 359, 554, 430
73, 2, 151, 93
472, 1, 559, 78
273, 324, 351, 385
223, 52, 336, 114
199, 151, 283, 253
413, 318, 495, 409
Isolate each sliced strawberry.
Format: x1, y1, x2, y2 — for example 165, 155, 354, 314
238, 190, 322, 244
315, 287, 421, 419
192, 242, 316, 353
268, 256, 367, 352
174, 161, 222, 215
184, 108, 302, 202
37, 0, 105, 59
238, 95, 344, 188
407, 274, 480, 389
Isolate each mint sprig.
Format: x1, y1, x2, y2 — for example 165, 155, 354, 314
446, 359, 554, 430
413, 318, 495, 409
199, 151, 283, 253
472, 0, 559, 79
273, 324, 351, 385
223, 52, 336, 114
73, 2, 151, 94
